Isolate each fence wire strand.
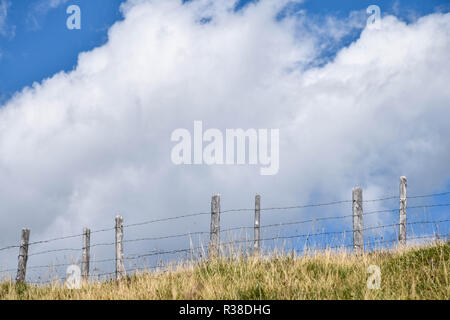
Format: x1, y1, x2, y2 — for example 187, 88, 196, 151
0, 190, 449, 282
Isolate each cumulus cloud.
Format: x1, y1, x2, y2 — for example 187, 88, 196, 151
0, 0, 449, 274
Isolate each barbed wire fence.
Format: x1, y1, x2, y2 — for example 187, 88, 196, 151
0, 176, 449, 286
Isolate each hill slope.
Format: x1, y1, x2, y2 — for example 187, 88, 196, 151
1, 242, 448, 300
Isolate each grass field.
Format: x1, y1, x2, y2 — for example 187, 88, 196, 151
1, 242, 448, 300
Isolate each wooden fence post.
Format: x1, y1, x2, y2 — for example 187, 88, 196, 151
81, 227, 91, 282
399, 176, 407, 245
352, 187, 364, 253
115, 215, 126, 280
254, 194, 261, 254
16, 228, 30, 283
209, 194, 221, 258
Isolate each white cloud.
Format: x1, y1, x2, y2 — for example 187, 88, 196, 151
0, 0, 449, 273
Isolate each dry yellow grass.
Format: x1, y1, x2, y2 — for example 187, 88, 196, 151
1, 242, 448, 300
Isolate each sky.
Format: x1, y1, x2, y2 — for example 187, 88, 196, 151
0, 0, 449, 281
1, 0, 450, 104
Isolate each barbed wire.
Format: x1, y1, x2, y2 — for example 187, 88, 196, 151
28, 248, 82, 257
0, 244, 20, 253
220, 204, 450, 233
364, 233, 450, 247
80, 233, 450, 283
221, 200, 353, 214
0, 191, 449, 254
220, 219, 449, 247
28, 263, 177, 284
125, 246, 206, 261
89, 257, 116, 264
123, 212, 211, 229
4, 217, 445, 277
90, 230, 210, 249
27, 262, 73, 270
408, 191, 450, 199
12, 229, 449, 284
27, 233, 85, 246
25, 232, 449, 285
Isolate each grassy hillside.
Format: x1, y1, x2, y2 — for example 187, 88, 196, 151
1, 242, 448, 300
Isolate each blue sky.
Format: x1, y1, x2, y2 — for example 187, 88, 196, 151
0, 0, 124, 104
1, 0, 449, 105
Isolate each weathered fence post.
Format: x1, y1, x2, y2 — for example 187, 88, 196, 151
209, 194, 221, 258
81, 227, 91, 282
115, 215, 126, 280
352, 187, 364, 253
399, 176, 407, 245
254, 194, 261, 254
16, 228, 30, 283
